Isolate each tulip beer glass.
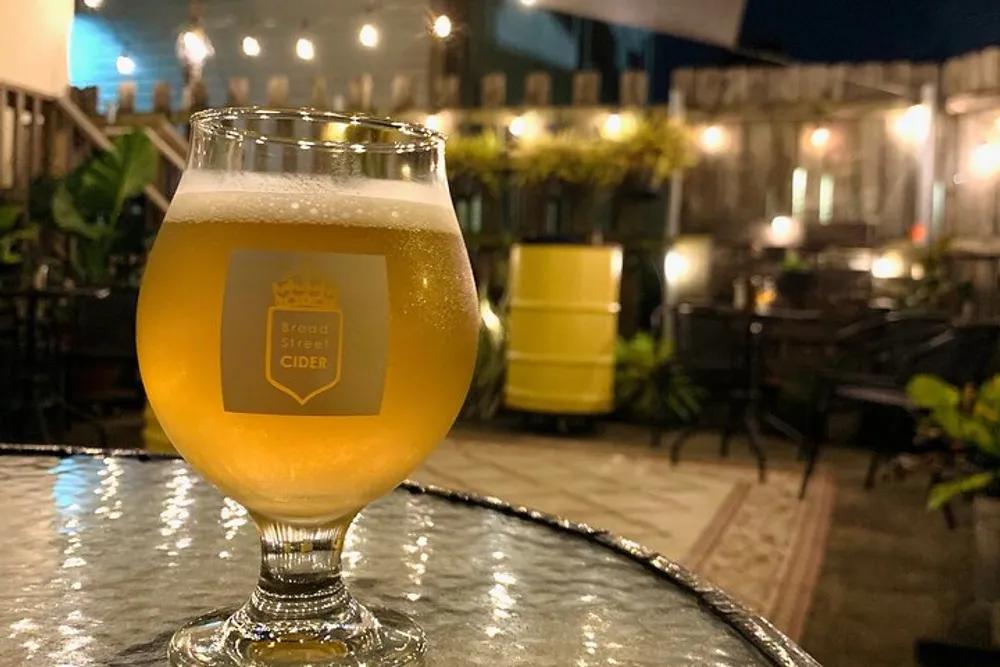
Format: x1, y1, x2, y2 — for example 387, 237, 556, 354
137, 109, 478, 666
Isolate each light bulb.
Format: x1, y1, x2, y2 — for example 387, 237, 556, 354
770, 216, 795, 243
664, 251, 690, 285
424, 114, 441, 132
84, 0, 104, 8
433, 15, 452, 39
509, 115, 526, 138
180, 30, 210, 65
894, 104, 930, 143
116, 54, 136, 75
972, 142, 1000, 177
296, 36, 315, 60
809, 127, 831, 150
359, 23, 379, 48
242, 35, 261, 57
699, 125, 727, 153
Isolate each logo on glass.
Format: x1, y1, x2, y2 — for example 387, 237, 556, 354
265, 272, 344, 405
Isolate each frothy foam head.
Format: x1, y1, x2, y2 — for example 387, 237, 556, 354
167, 171, 458, 234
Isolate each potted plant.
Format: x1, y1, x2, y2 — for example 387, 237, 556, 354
0, 203, 39, 287
614, 332, 703, 446
907, 373, 1000, 644
776, 249, 814, 308
50, 130, 157, 404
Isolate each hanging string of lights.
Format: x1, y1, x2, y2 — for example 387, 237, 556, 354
81, 0, 460, 74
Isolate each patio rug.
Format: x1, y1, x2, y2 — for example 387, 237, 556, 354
414, 436, 835, 642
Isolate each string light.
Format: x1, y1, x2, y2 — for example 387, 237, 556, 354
809, 127, 831, 151
296, 36, 315, 60
179, 29, 213, 66
242, 35, 261, 57
698, 125, 727, 153
116, 53, 136, 75
83, 0, 104, 8
359, 23, 380, 48
432, 14, 452, 39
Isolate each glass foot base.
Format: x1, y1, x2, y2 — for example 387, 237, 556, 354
168, 606, 427, 667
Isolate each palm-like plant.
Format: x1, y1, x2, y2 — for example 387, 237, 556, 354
615, 332, 702, 427
907, 374, 1000, 509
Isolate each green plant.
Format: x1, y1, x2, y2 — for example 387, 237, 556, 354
52, 131, 157, 284
446, 132, 506, 192
907, 374, 1000, 509
615, 333, 702, 424
0, 204, 38, 265
461, 296, 506, 421
781, 249, 811, 274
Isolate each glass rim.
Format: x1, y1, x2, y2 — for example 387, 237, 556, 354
189, 107, 445, 154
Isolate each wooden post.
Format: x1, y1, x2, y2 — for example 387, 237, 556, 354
29, 96, 43, 178
43, 98, 70, 178
74, 86, 99, 116
228, 77, 250, 106
572, 71, 601, 106
153, 81, 172, 114
190, 81, 209, 112
434, 74, 460, 108
310, 76, 329, 108
524, 72, 552, 106
118, 82, 136, 115
11, 91, 24, 193
620, 70, 648, 107
348, 74, 374, 112
480, 72, 506, 108
390, 74, 415, 112
267, 76, 290, 106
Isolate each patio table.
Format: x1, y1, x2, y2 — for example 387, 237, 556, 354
0, 444, 821, 666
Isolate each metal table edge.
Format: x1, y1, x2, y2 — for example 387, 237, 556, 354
0, 443, 820, 667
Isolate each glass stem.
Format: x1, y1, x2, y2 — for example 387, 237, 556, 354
227, 514, 380, 644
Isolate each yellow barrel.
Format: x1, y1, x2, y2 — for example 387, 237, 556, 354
142, 402, 175, 454
505, 243, 622, 415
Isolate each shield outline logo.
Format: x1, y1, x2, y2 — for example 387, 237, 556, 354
264, 305, 344, 405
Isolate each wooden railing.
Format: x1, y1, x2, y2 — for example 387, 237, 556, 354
0, 82, 176, 237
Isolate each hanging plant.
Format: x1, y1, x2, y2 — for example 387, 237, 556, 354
509, 117, 695, 189
445, 132, 505, 193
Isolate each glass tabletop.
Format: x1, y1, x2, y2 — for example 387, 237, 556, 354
0, 448, 820, 666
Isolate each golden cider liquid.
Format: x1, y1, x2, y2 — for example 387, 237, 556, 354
137, 192, 478, 523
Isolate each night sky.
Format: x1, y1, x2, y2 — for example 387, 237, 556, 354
648, 0, 1000, 100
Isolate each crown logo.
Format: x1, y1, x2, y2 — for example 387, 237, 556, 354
272, 271, 339, 310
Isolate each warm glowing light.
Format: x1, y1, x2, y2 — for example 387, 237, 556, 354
296, 37, 315, 60
699, 125, 727, 153
894, 104, 931, 143
180, 30, 211, 65
809, 127, 831, 151
664, 251, 690, 284
424, 114, 441, 132
432, 14, 453, 39
770, 216, 794, 243
603, 113, 623, 138
83, 0, 103, 8
242, 35, 261, 57
520, 0, 537, 5
509, 115, 527, 138
872, 252, 905, 279
972, 142, 1000, 177
116, 54, 136, 75
911, 263, 926, 280
359, 23, 380, 48
480, 300, 502, 334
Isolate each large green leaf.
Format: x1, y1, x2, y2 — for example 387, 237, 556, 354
52, 181, 105, 241
78, 131, 157, 224
928, 472, 996, 510
907, 375, 960, 410
0, 203, 22, 232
